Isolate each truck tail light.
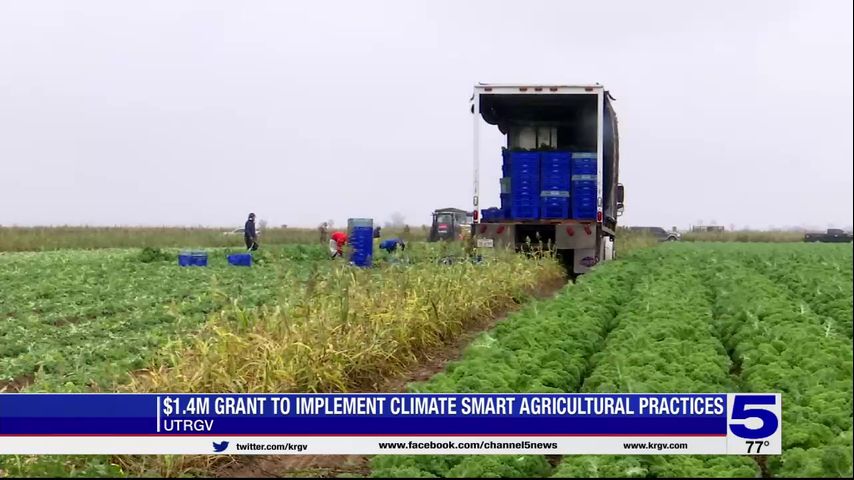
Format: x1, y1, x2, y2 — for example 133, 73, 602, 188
479, 225, 488, 234
597, 211, 603, 223
584, 224, 592, 235
566, 226, 575, 237
473, 210, 479, 221
497, 225, 505, 234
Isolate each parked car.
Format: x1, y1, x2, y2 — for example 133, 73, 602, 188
804, 228, 853, 243
628, 226, 681, 241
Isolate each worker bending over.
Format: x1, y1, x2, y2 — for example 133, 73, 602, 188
329, 231, 348, 259
379, 237, 406, 253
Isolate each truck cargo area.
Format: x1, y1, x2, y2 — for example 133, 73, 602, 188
471, 84, 622, 275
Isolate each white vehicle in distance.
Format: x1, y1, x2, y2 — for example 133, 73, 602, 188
222, 226, 262, 236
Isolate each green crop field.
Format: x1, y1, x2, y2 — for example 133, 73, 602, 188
373, 243, 853, 478
0, 241, 851, 478
0, 245, 334, 393
0, 242, 564, 477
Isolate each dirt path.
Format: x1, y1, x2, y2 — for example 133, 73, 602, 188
216, 278, 567, 478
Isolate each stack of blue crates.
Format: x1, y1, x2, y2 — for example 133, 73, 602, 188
348, 218, 373, 268
499, 193, 511, 219
571, 152, 598, 220
510, 151, 540, 220
540, 151, 571, 219
500, 149, 512, 219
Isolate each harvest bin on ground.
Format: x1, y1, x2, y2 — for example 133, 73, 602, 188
227, 253, 252, 266
178, 251, 208, 267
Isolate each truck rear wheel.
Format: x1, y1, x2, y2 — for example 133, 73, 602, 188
556, 249, 578, 281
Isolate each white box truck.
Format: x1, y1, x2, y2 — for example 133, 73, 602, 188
471, 83, 624, 275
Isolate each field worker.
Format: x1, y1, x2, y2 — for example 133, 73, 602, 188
319, 222, 329, 244
329, 231, 348, 259
379, 237, 406, 253
245, 213, 259, 251
373, 226, 382, 239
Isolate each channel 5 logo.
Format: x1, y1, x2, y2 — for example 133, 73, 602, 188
726, 394, 782, 455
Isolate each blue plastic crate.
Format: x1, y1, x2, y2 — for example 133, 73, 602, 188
509, 151, 539, 165
178, 251, 208, 267
541, 197, 570, 219
572, 190, 597, 203
512, 197, 540, 208
512, 174, 539, 185
512, 190, 539, 200
541, 177, 571, 190
512, 176, 539, 189
541, 151, 571, 167
541, 167, 570, 178
511, 204, 539, 220
572, 207, 597, 220
511, 165, 539, 175
513, 187, 540, 195
500, 192, 512, 218
573, 203, 597, 214
481, 207, 502, 222
227, 253, 252, 267
572, 153, 597, 175
572, 191, 597, 201
572, 179, 597, 193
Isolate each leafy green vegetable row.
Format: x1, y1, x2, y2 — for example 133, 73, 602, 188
0, 246, 328, 391
740, 243, 853, 339
371, 243, 852, 479
554, 249, 757, 477
370, 257, 646, 478
707, 252, 853, 477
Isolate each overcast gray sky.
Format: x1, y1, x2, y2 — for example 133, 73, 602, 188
1, 0, 851, 229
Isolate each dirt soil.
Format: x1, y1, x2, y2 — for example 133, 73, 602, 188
216, 277, 567, 478
0, 373, 34, 393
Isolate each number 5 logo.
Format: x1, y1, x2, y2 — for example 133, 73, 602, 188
729, 395, 779, 439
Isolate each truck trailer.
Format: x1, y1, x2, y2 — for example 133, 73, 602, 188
471, 83, 624, 274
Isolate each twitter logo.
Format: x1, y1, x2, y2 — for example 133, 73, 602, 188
212, 441, 229, 453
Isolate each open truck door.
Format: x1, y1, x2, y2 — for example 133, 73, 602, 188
470, 84, 622, 275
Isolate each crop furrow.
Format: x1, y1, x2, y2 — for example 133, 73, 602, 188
370, 257, 646, 478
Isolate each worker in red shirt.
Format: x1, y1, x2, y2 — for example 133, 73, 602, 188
329, 231, 348, 259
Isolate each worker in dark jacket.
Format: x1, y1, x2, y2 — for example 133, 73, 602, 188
245, 213, 259, 251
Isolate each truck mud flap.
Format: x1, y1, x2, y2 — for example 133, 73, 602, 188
573, 248, 599, 274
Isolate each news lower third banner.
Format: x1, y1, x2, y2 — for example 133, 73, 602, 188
0, 393, 781, 455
